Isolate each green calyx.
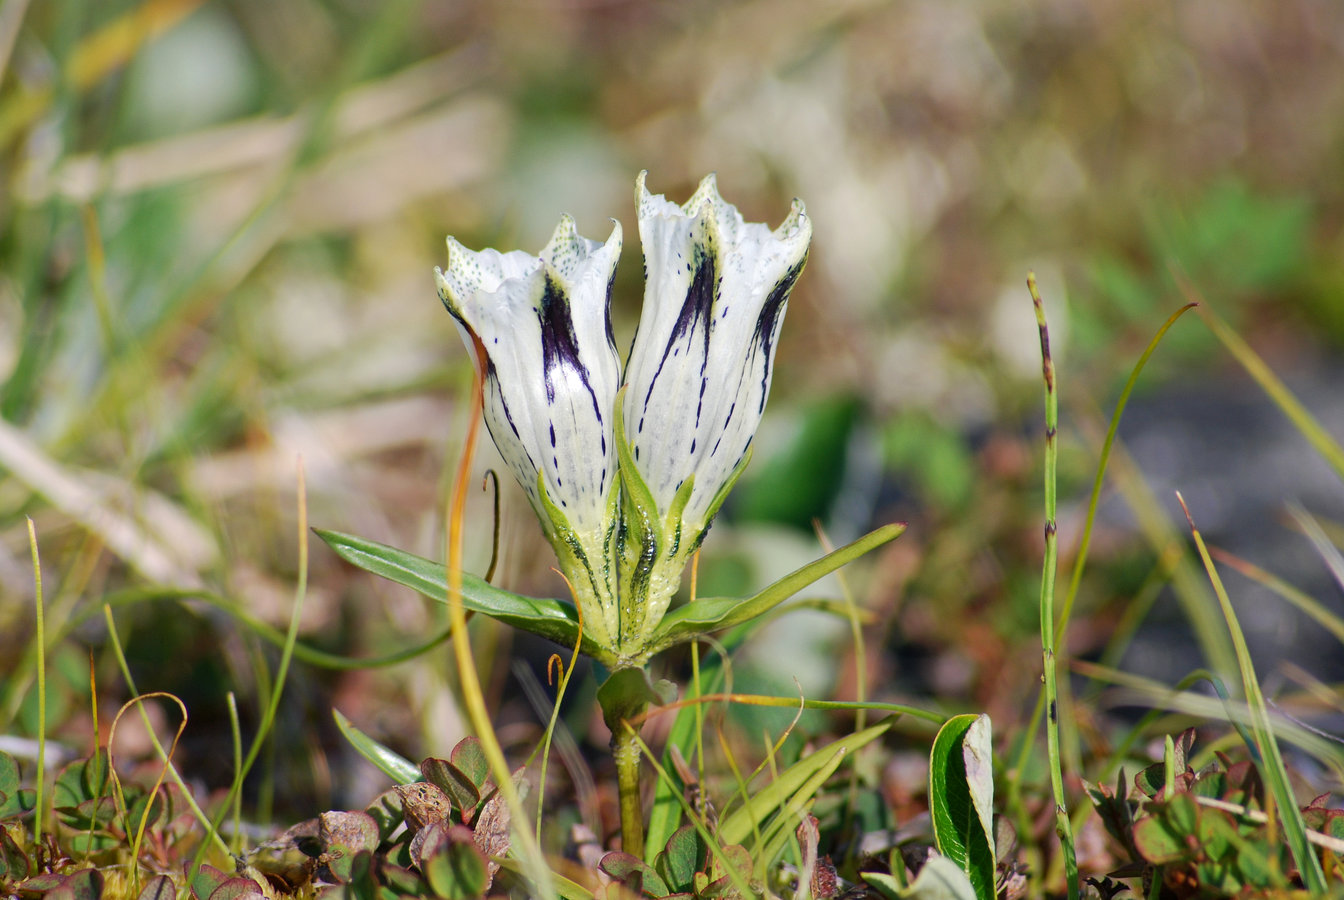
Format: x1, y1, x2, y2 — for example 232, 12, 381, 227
535, 473, 619, 655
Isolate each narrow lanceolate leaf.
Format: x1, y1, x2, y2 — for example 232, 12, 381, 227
929, 714, 996, 900
316, 529, 607, 662
332, 709, 420, 785
648, 522, 905, 653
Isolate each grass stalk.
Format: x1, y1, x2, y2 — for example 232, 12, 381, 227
1005, 302, 1198, 826
189, 459, 311, 877
1028, 273, 1079, 900
102, 605, 231, 860
1176, 493, 1327, 893
27, 518, 46, 843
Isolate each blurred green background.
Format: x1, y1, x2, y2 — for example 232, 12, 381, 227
3, 0, 1343, 815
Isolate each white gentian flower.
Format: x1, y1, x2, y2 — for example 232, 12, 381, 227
435, 175, 811, 665
616, 172, 812, 650
435, 215, 624, 652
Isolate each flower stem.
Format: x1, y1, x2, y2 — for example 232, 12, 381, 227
613, 722, 645, 858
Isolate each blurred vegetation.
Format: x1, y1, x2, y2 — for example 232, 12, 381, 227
2, 1, 1344, 894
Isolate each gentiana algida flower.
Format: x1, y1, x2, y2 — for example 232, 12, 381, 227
435, 172, 812, 668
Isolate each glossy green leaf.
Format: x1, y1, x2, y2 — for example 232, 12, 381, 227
649, 522, 905, 652
316, 529, 605, 661
333, 708, 421, 785
929, 715, 995, 900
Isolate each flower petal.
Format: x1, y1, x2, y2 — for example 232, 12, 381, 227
435, 215, 623, 540
623, 172, 812, 531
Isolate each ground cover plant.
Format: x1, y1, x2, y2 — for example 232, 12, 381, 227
3, 2, 1344, 899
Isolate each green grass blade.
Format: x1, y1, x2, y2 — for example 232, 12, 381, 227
26, 519, 45, 843
717, 718, 892, 846
332, 708, 420, 784
1193, 297, 1344, 483
1208, 544, 1344, 647
1177, 493, 1327, 893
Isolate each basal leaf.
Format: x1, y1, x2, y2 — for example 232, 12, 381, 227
929, 715, 996, 900
316, 529, 604, 660
649, 523, 905, 652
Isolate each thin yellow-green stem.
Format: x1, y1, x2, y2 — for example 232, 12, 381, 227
1176, 493, 1327, 893
102, 605, 230, 859
447, 351, 551, 891
630, 693, 943, 727
27, 518, 45, 842
1028, 274, 1079, 900
1190, 291, 1344, 483
107, 691, 188, 896
534, 574, 583, 845
190, 459, 311, 878
227, 692, 243, 854
689, 552, 706, 792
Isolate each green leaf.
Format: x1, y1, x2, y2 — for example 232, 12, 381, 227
63, 869, 106, 900
333, 708, 421, 784
186, 864, 228, 900
654, 826, 705, 894
450, 737, 490, 790
0, 753, 23, 819
206, 878, 264, 900
420, 758, 479, 820
600, 851, 671, 897
138, 875, 176, 900
319, 811, 381, 883
717, 718, 892, 847
0, 826, 31, 879
929, 715, 996, 900
649, 522, 905, 652
864, 855, 978, 900
597, 668, 676, 735
316, 529, 605, 661
418, 824, 489, 899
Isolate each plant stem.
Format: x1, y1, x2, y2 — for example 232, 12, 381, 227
614, 723, 645, 858
1029, 274, 1079, 900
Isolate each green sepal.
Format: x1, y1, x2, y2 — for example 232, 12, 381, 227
648, 522, 905, 654
316, 529, 613, 665
534, 471, 619, 652
613, 390, 663, 647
